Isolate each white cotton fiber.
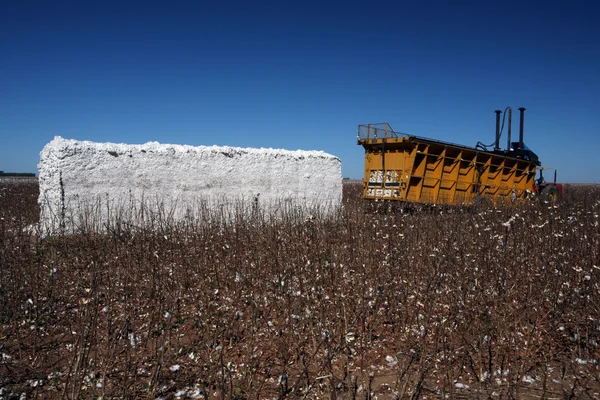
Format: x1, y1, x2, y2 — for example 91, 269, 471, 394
38, 137, 342, 233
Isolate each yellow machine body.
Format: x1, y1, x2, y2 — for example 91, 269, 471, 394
358, 123, 538, 205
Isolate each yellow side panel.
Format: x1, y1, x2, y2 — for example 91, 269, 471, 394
360, 136, 537, 205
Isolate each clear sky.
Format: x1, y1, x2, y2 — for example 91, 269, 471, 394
1, 1, 599, 182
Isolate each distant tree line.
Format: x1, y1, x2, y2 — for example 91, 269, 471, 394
0, 171, 36, 177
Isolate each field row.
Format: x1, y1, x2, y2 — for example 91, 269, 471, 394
1, 181, 599, 398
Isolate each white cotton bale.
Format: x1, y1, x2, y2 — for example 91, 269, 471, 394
38, 136, 342, 233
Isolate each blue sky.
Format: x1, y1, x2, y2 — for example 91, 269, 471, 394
1, 1, 599, 182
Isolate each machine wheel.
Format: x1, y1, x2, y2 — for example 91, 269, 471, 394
540, 186, 559, 203
472, 195, 492, 212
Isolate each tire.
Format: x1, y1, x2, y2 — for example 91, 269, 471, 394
472, 195, 492, 212
540, 186, 559, 203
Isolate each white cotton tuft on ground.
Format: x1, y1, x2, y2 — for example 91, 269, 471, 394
38, 136, 342, 233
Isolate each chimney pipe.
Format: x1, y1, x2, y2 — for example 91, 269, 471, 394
494, 110, 502, 151
507, 107, 512, 150
518, 107, 526, 148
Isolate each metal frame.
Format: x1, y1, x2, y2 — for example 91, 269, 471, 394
358, 128, 538, 205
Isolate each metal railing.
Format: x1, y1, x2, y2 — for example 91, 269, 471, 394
357, 123, 406, 141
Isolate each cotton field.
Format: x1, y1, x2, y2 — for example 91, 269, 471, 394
1, 179, 599, 399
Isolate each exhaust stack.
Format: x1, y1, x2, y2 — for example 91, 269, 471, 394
494, 110, 502, 151
506, 107, 512, 150
518, 107, 526, 149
